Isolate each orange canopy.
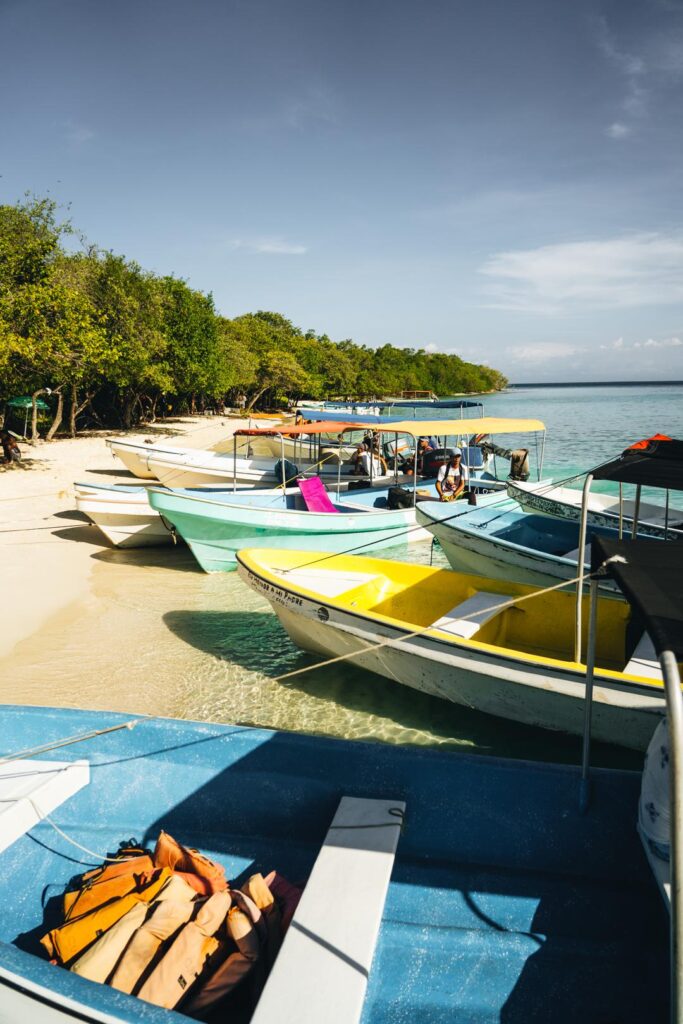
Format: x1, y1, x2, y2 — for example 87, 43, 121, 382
235, 420, 367, 437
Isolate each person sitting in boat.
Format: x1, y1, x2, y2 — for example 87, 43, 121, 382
435, 449, 469, 502
352, 444, 387, 477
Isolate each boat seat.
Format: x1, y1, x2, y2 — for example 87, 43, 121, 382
252, 795, 405, 1024
625, 631, 662, 680
563, 542, 590, 563
431, 590, 509, 639
298, 476, 340, 514
0, 759, 90, 854
637, 824, 670, 912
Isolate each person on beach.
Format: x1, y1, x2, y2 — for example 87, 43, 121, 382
1, 431, 21, 465
436, 449, 468, 502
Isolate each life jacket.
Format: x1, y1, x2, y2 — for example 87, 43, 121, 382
136, 890, 231, 1009
181, 888, 264, 1016
241, 873, 282, 968
264, 870, 303, 933
153, 831, 227, 895
109, 884, 201, 994
41, 867, 173, 965
71, 875, 197, 985
63, 853, 156, 921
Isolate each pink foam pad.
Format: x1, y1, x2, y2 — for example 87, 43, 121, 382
298, 476, 340, 514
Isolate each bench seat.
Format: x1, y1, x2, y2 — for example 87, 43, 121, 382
252, 796, 405, 1024
431, 590, 509, 640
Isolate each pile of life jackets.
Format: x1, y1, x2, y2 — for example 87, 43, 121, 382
40, 832, 303, 1017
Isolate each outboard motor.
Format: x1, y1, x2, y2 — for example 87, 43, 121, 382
421, 447, 455, 478
273, 458, 299, 486
479, 441, 530, 481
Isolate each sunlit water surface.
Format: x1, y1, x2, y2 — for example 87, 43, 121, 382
6, 384, 683, 768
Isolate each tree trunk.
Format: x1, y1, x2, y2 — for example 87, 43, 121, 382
31, 389, 44, 441
69, 385, 94, 436
46, 388, 64, 440
122, 392, 137, 429
245, 387, 268, 413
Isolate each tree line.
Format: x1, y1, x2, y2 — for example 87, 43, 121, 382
0, 196, 508, 438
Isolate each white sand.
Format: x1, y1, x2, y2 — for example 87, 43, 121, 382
0, 416, 260, 660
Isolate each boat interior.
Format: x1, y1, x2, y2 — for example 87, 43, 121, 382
249, 548, 669, 677
0, 706, 669, 1023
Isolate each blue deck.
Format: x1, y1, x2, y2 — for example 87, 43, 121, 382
0, 706, 668, 1022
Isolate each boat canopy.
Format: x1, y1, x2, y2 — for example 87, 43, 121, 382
590, 536, 683, 658
235, 420, 367, 437
359, 416, 545, 437
593, 434, 683, 492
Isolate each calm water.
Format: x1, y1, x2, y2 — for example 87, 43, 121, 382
6, 384, 683, 769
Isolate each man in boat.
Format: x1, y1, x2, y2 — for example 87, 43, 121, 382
435, 449, 468, 502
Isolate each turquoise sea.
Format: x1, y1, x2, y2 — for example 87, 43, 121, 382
8, 384, 683, 770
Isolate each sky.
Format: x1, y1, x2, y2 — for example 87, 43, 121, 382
2, 0, 683, 383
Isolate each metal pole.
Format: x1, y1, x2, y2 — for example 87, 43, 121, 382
280, 434, 286, 505
233, 434, 237, 493
539, 432, 546, 481
666, 490, 670, 541
618, 483, 623, 540
632, 484, 642, 540
579, 577, 599, 813
394, 432, 399, 485
574, 473, 594, 664
660, 650, 683, 1024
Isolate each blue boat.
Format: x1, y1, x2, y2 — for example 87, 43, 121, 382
416, 501, 625, 590
0, 704, 669, 1021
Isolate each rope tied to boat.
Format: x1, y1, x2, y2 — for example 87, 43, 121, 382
270, 556, 624, 686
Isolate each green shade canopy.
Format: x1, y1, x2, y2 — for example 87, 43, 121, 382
6, 395, 51, 411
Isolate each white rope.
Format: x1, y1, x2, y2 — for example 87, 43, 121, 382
27, 797, 142, 865
0, 719, 142, 766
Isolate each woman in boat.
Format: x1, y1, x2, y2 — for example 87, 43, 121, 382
435, 449, 468, 502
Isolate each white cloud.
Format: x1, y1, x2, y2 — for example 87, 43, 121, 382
64, 120, 94, 145
479, 233, 683, 314
230, 236, 307, 255
508, 342, 579, 362
633, 336, 682, 348
606, 121, 631, 139
594, 16, 647, 129
424, 342, 438, 353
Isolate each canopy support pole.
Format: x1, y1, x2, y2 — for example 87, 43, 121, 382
233, 435, 237, 493
658, 650, 683, 1024
280, 434, 286, 505
618, 483, 623, 540
632, 484, 641, 540
579, 576, 599, 813
574, 473, 594, 664
538, 432, 546, 481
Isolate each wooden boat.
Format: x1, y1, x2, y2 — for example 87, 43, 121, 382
416, 500, 624, 590
106, 439, 190, 479
146, 481, 435, 572
236, 547, 672, 750
508, 478, 683, 540
0, 703, 669, 1021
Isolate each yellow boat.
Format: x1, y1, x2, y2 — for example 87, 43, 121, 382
236, 547, 676, 750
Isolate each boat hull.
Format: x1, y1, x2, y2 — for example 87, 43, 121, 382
148, 489, 430, 571
237, 552, 664, 750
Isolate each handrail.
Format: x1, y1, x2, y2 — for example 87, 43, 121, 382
580, 572, 683, 1023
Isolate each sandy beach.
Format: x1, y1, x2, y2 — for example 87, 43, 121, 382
0, 416, 253, 662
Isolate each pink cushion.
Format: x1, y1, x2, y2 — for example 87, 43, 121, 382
298, 477, 340, 514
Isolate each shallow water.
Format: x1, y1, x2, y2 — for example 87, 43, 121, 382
6, 384, 683, 769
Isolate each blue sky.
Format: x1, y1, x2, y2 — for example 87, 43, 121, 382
2, 0, 683, 382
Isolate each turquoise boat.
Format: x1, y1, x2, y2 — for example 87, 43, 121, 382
147, 481, 435, 572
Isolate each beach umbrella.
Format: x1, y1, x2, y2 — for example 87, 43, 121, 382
6, 395, 52, 437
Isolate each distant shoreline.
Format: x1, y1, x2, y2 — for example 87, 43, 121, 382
509, 380, 683, 388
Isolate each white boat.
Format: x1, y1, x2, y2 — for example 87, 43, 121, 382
74, 482, 177, 548
508, 478, 683, 540
237, 547, 670, 750
105, 439, 189, 479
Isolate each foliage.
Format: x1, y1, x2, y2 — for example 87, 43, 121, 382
0, 195, 508, 436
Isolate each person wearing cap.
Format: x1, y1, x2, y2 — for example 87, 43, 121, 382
436, 448, 469, 502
